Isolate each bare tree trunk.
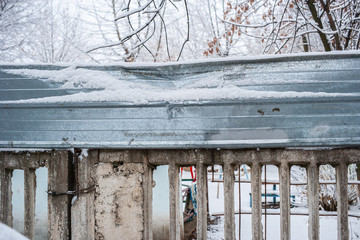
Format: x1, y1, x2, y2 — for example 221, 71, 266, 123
344, 12, 360, 49
306, 0, 332, 51
111, 0, 134, 62
302, 35, 309, 52
319, 0, 342, 50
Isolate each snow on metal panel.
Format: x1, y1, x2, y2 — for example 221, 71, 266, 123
0, 52, 360, 149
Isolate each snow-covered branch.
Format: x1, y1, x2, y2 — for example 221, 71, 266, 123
115, 0, 154, 21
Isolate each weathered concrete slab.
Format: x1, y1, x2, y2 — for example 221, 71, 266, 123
94, 162, 145, 240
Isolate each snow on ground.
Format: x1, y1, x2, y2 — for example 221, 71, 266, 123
0, 223, 28, 240
207, 214, 360, 240
182, 165, 360, 240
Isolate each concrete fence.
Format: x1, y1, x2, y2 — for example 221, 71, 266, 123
0, 148, 359, 240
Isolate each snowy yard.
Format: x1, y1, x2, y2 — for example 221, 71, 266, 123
183, 165, 360, 240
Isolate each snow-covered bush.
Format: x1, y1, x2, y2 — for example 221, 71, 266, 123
291, 164, 359, 211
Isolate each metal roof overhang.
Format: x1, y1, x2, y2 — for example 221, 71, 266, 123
1, 52, 360, 149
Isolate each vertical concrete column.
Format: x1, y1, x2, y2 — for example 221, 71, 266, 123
0, 166, 13, 227
336, 162, 349, 240
24, 168, 36, 239
94, 158, 145, 240
168, 162, 181, 240
251, 162, 263, 240
48, 151, 71, 240
307, 162, 319, 240
223, 162, 235, 240
196, 161, 208, 240
71, 150, 98, 240
279, 163, 290, 240
143, 154, 154, 240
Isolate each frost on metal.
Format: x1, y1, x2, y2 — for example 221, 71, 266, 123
1, 52, 360, 104
1, 52, 360, 149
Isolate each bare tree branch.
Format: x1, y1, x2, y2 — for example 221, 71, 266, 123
115, 0, 154, 21
176, 0, 189, 61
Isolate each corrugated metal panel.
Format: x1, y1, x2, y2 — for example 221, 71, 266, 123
0, 70, 102, 101
1, 52, 360, 149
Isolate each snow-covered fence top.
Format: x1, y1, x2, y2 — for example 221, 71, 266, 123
1, 51, 360, 149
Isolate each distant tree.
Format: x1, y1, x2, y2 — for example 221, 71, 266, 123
0, 0, 88, 62
0, 0, 29, 61
221, 0, 360, 54
22, 0, 87, 62
83, 0, 146, 62
1, 0, 358, 62
85, 0, 189, 62
202, 0, 262, 57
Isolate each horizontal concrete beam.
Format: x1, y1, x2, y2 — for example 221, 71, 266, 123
96, 148, 360, 166
0, 151, 51, 169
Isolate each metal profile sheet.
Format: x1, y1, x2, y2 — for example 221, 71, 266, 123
1, 52, 360, 149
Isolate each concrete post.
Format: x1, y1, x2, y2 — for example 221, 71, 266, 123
0, 167, 13, 227
251, 162, 263, 240
224, 162, 235, 240
279, 163, 290, 240
307, 162, 319, 240
143, 153, 154, 240
94, 161, 145, 240
336, 162, 349, 240
196, 161, 208, 240
24, 168, 36, 239
48, 151, 71, 240
71, 150, 98, 240
168, 162, 181, 240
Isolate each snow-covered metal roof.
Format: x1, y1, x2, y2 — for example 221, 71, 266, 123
1, 52, 360, 149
